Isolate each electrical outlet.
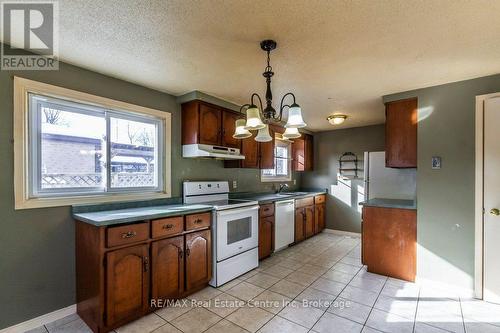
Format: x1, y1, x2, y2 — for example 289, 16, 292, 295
232, 180, 237, 189
293, 179, 296, 185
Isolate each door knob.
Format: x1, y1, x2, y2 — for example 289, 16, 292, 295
490, 208, 500, 216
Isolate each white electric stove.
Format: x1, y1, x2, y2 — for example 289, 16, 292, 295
183, 181, 259, 287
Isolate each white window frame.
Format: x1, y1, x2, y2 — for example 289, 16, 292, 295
260, 139, 293, 182
14, 77, 172, 209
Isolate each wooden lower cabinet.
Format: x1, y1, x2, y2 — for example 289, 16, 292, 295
76, 213, 212, 333
259, 216, 274, 259
314, 203, 325, 233
362, 206, 416, 281
304, 206, 315, 238
294, 208, 306, 243
151, 236, 184, 300
295, 205, 314, 242
106, 244, 149, 327
185, 230, 212, 290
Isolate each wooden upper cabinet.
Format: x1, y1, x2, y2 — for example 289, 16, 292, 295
259, 126, 275, 169
105, 244, 148, 327
182, 100, 242, 147
151, 236, 184, 300
222, 110, 242, 148
304, 134, 314, 171
241, 134, 260, 168
385, 98, 417, 168
292, 133, 313, 172
199, 103, 222, 145
292, 137, 306, 171
185, 230, 212, 291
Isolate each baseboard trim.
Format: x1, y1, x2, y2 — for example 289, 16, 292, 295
0, 304, 76, 333
323, 228, 361, 238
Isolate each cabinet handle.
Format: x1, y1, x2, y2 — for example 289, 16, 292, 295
121, 231, 137, 239
178, 248, 184, 259
162, 223, 174, 229
186, 248, 191, 257
143, 256, 149, 272
194, 219, 203, 224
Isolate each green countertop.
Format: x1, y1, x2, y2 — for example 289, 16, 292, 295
73, 204, 213, 226
73, 191, 328, 227
359, 198, 417, 210
230, 191, 327, 204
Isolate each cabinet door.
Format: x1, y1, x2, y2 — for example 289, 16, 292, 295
241, 135, 260, 168
259, 216, 274, 260
222, 110, 241, 148
151, 236, 184, 300
315, 204, 325, 234
305, 205, 315, 238
304, 134, 314, 171
385, 98, 417, 168
259, 127, 275, 169
292, 138, 305, 171
199, 103, 221, 145
185, 230, 212, 291
363, 207, 416, 281
106, 244, 148, 327
294, 208, 305, 242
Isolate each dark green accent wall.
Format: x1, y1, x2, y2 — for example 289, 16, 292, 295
384, 73, 500, 290
301, 125, 385, 233
0, 61, 299, 329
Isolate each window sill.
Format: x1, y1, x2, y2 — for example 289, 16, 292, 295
15, 191, 171, 210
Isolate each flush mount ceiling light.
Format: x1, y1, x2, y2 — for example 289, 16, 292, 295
234, 40, 307, 140
327, 114, 347, 125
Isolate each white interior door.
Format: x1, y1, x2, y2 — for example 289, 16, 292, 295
484, 97, 500, 304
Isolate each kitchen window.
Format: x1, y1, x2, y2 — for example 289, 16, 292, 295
14, 77, 172, 209
261, 138, 292, 182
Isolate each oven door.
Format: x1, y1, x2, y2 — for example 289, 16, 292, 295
216, 205, 259, 261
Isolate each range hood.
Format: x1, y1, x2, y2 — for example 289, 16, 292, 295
182, 144, 245, 160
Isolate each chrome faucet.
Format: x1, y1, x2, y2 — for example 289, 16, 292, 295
277, 183, 289, 193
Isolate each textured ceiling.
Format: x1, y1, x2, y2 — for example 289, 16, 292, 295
33, 1, 500, 131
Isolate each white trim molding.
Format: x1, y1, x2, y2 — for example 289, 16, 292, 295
0, 304, 76, 333
13, 76, 172, 209
474, 91, 500, 299
323, 228, 361, 238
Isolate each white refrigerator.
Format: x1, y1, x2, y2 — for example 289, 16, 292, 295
363, 151, 416, 200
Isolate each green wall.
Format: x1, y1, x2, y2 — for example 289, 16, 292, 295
301, 125, 385, 233
0, 61, 299, 329
384, 73, 500, 291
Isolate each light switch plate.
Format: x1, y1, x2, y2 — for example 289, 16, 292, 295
432, 156, 441, 169
232, 180, 237, 189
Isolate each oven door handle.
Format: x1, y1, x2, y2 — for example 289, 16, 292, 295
216, 205, 260, 217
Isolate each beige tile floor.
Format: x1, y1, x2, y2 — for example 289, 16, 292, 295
29, 233, 500, 333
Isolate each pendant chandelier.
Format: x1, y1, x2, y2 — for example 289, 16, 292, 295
233, 40, 307, 142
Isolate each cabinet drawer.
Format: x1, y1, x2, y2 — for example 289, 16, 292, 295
260, 203, 275, 217
185, 212, 211, 231
151, 216, 184, 238
107, 222, 149, 248
295, 197, 314, 208
314, 194, 326, 204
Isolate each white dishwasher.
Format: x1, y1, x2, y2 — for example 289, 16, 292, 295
274, 199, 295, 251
